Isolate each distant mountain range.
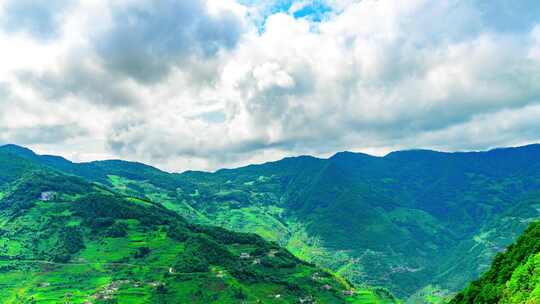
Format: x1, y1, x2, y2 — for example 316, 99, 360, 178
1, 143, 540, 303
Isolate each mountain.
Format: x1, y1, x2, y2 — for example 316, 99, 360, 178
2, 144, 540, 300
173, 145, 540, 299
0, 152, 396, 303
450, 221, 540, 303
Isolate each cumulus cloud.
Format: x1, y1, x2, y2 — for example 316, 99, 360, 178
95, 0, 245, 83
0, 0, 72, 40
1, 0, 539, 171
17, 58, 139, 107
215, 1, 540, 154
0, 124, 88, 145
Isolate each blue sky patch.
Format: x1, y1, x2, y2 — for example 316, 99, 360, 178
239, 0, 333, 31
267, 0, 332, 21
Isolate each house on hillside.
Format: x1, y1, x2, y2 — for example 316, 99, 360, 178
40, 191, 56, 201
322, 284, 332, 290
299, 295, 314, 303
343, 290, 355, 296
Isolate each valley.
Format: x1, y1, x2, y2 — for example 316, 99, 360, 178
1, 144, 540, 303
0, 155, 394, 303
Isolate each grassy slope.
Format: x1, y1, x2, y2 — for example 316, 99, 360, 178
0, 163, 395, 303
450, 221, 540, 304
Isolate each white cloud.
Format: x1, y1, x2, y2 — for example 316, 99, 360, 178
530, 25, 540, 60
1, 0, 539, 171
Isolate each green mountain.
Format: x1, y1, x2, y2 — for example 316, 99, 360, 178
0, 152, 396, 303
176, 146, 540, 299
2, 144, 540, 301
450, 221, 540, 304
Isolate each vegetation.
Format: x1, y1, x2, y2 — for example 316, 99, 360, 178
0, 153, 395, 303
450, 221, 540, 303
2, 143, 540, 302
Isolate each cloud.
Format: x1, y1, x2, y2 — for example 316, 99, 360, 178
0, 0, 72, 40
94, 0, 245, 83
0, 124, 88, 145
217, 3, 540, 153
17, 55, 139, 108
0, 82, 10, 99
12, 0, 246, 105
0, 0, 539, 171
474, 0, 540, 33
409, 104, 540, 151
196, 110, 227, 124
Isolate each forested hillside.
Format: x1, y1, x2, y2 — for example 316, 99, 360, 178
450, 221, 540, 304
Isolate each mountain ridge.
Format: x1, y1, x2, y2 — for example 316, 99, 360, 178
4, 143, 540, 175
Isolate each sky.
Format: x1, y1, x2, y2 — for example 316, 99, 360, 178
0, 0, 539, 172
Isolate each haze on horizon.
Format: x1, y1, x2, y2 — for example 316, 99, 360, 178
0, 0, 539, 171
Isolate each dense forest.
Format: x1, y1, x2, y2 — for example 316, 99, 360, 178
451, 221, 540, 304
